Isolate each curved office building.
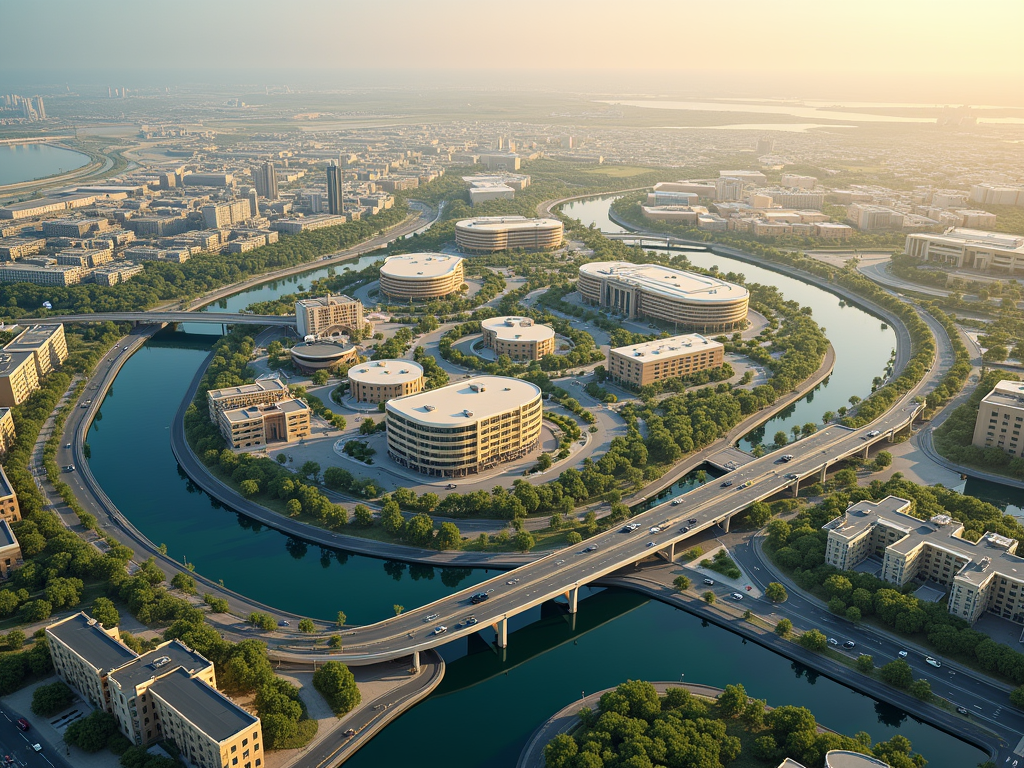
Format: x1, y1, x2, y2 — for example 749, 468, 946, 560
455, 216, 564, 253
288, 340, 358, 373
385, 376, 543, 477
480, 316, 556, 361
379, 253, 465, 300
577, 261, 749, 332
348, 359, 425, 404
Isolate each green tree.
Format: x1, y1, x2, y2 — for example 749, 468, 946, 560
908, 678, 933, 701
286, 498, 302, 517
32, 681, 75, 717
544, 733, 579, 768
248, 612, 277, 631
204, 593, 230, 613
566, 531, 583, 545
91, 597, 120, 629
171, 573, 197, 595
393, 605, 404, 615
856, 654, 874, 673
329, 635, 343, 649
703, 591, 716, 604
1011, 686, 1024, 708
798, 629, 828, 651
64, 710, 119, 752
436, 522, 462, 551
846, 606, 863, 623
872, 451, 894, 471
775, 618, 793, 638
673, 575, 691, 592
513, 531, 535, 552
312, 661, 361, 715
773, 431, 789, 448
765, 582, 788, 603
880, 659, 914, 689
717, 683, 748, 717
299, 460, 321, 482
311, 369, 329, 386
240, 479, 260, 498
746, 501, 773, 528
298, 618, 316, 633
353, 505, 374, 527
336, 611, 347, 628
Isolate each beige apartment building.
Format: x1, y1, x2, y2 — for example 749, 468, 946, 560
454, 216, 564, 253
577, 261, 749, 333
206, 379, 289, 422
608, 333, 725, 388
971, 379, 1024, 456
4, 323, 68, 378
386, 376, 543, 477
47, 613, 262, 764
0, 263, 85, 286
0, 465, 22, 524
0, 351, 39, 407
217, 398, 311, 449
823, 496, 1024, 625
906, 228, 1024, 274
0, 408, 15, 456
481, 316, 556, 361
0, 520, 22, 578
295, 294, 369, 338
348, 359, 425, 403
379, 253, 465, 300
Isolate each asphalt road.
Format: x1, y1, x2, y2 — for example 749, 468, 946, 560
0, 708, 72, 768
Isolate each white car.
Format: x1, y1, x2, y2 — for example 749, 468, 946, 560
424, 613, 440, 622
731, 593, 744, 600
432, 626, 448, 635
898, 650, 908, 658
828, 637, 839, 646
866, 430, 881, 437
925, 657, 942, 668
649, 526, 662, 534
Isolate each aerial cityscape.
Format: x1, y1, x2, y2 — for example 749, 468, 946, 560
0, 2, 1022, 768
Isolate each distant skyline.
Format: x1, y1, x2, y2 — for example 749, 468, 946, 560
4, 0, 1023, 105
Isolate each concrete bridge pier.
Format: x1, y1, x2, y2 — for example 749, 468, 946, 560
719, 515, 731, 534
818, 463, 828, 483
862, 444, 871, 460
791, 478, 800, 498
656, 541, 676, 562
494, 617, 508, 648
566, 586, 580, 614
411, 651, 420, 673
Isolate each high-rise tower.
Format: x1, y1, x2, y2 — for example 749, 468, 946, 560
326, 161, 343, 216
252, 160, 278, 200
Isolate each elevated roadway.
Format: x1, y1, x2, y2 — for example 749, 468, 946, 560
329, 395, 923, 666
17, 310, 296, 327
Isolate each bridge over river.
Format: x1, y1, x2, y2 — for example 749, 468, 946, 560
16, 311, 296, 327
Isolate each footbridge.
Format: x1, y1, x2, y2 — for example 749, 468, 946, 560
605, 233, 709, 252
332, 395, 924, 669
16, 311, 296, 327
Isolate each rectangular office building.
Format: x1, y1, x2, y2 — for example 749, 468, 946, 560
4, 324, 67, 378
971, 380, 1024, 456
217, 398, 311, 449
206, 379, 289, 422
608, 334, 724, 388
0, 408, 15, 456
0, 351, 40, 407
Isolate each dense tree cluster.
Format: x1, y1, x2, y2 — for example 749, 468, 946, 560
767, 477, 1024, 687
543, 680, 924, 768
312, 661, 361, 716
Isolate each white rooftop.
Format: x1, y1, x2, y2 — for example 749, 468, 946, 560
456, 216, 561, 231
208, 379, 287, 401
386, 376, 541, 427
481, 316, 555, 342
981, 379, 1024, 411
579, 261, 749, 306
348, 359, 424, 386
912, 227, 1024, 252
611, 333, 722, 361
380, 253, 463, 279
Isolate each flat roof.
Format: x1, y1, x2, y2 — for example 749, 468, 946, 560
349, 359, 424, 385
481, 316, 555, 343
207, 379, 287, 402
611, 333, 722, 361
380, 253, 463, 279
579, 261, 749, 306
456, 216, 561, 232
109, 640, 212, 691
0, 464, 14, 499
0, 351, 35, 377
387, 375, 541, 427
150, 668, 257, 743
46, 612, 138, 672
909, 228, 1024, 252
295, 294, 359, 310
825, 751, 891, 768
290, 340, 356, 361
981, 380, 1024, 411
222, 398, 309, 423
0, 519, 17, 550
4, 324, 62, 352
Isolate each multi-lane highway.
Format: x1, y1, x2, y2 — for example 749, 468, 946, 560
16, 311, 294, 327
0, 706, 71, 768
328, 394, 922, 664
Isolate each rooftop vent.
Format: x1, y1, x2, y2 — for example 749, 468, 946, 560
424, 405, 435, 411
463, 409, 474, 417
470, 383, 486, 393
503, 387, 510, 391
151, 656, 172, 668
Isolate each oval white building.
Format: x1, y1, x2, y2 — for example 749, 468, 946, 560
379, 253, 465, 300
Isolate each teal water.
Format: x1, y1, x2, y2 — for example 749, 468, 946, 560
0, 143, 91, 185
345, 590, 986, 768
85, 338, 491, 623
561, 194, 628, 233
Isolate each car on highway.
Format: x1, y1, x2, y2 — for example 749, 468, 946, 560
671, 498, 682, 506
646, 541, 656, 548
31, 744, 42, 753
424, 613, 440, 622
470, 593, 489, 604
621, 523, 641, 533
343, 728, 356, 738
278, 620, 290, 627
679, 526, 689, 533
446, 483, 457, 490
506, 578, 520, 585
720, 480, 733, 487
582, 545, 598, 553
62, 465, 75, 472
785, 473, 799, 479
843, 641, 856, 649
898, 650, 908, 658
828, 637, 839, 646
956, 706, 968, 715
739, 481, 752, 489
64, 443, 71, 448
925, 657, 942, 668
778, 454, 794, 462
730, 592, 743, 600
649, 526, 662, 534
866, 430, 881, 438
465, 617, 478, 626
433, 626, 447, 635
15, 718, 28, 732
703, 578, 715, 586
688, 518, 697, 525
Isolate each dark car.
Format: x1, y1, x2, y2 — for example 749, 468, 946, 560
470, 593, 489, 604
688, 518, 697, 525
343, 728, 356, 738
843, 641, 856, 649
720, 480, 733, 487
15, 718, 28, 732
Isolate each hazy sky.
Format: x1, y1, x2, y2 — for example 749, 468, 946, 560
4, 0, 1022, 103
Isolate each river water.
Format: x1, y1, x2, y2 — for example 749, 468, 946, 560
0, 143, 91, 186
85, 202, 989, 767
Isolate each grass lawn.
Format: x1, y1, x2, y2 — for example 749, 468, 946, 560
580, 165, 659, 178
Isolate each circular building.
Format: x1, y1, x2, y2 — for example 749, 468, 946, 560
578, 261, 749, 332
481, 316, 556, 361
288, 340, 358, 374
379, 253, 465, 301
824, 752, 891, 768
455, 216, 564, 253
348, 359, 425, 404
385, 375, 543, 477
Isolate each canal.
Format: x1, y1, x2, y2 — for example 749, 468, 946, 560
84, 200, 988, 767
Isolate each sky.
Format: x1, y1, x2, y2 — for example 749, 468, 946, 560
4, 0, 1023, 104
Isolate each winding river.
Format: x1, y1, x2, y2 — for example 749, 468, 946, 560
84, 199, 988, 767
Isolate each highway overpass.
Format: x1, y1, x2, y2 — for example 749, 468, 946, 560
16, 311, 296, 327
332, 394, 923, 668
